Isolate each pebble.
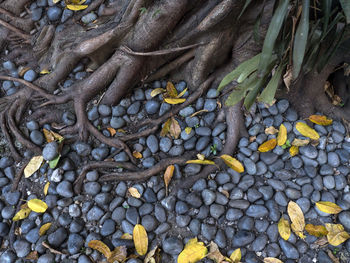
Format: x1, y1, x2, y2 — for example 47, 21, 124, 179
47, 6, 62, 21
81, 12, 97, 24
204, 99, 217, 111
146, 135, 159, 153
42, 142, 59, 161
68, 234, 84, 254
23, 69, 37, 82
13, 239, 31, 257
232, 231, 255, 247
162, 237, 183, 255
30, 130, 44, 145
48, 227, 67, 247
279, 239, 299, 259
127, 101, 141, 115
145, 100, 160, 114
328, 152, 340, 167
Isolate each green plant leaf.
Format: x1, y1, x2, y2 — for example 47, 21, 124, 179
259, 63, 285, 104
244, 77, 266, 110
340, 0, 350, 24
238, 0, 253, 19
49, 155, 60, 169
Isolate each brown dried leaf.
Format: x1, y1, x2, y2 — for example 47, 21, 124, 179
160, 119, 171, 137
278, 217, 291, 241
277, 124, 287, 146
258, 139, 277, 152
107, 127, 116, 136
128, 187, 141, 198
88, 240, 111, 259
190, 109, 209, 118
144, 246, 159, 263
315, 201, 342, 214
150, 88, 166, 97
164, 165, 174, 196
325, 224, 350, 246
39, 222, 52, 236
309, 115, 333, 126
291, 138, 310, 146
265, 126, 279, 135
305, 224, 328, 237
327, 249, 340, 263
169, 117, 181, 139
108, 246, 127, 263
207, 241, 226, 263
177, 88, 188, 98
25, 251, 38, 260
283, 66, 292, 92
287, 201, 305, 238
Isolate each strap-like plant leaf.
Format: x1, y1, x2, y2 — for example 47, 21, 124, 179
225, 72, 258, 106
243, 77, 266, 110
293, 0, 310, 80
259, 63, 285, 104
322, 0, 332, 31
258, 0, 289, 77
238, 0, 254, 19
340, 0, 350, 24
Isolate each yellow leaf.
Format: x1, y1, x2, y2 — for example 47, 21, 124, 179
166, 82, 178, 98
117, 128, 127, 133
88, 240, 111, 259
44, 182, 50, 196
121, 233, 133, 240
128, 187, 141, 198
132, 151, 142, 159
160, 119, 172, 137
40, 69, 50, 74
305, 224, 328, 237
107, 127, 116, 136
190, 109, 208, 117
27, 199, 48, 213
24, 156, 43, 178
164, 165, 174, 196
185, 127, 192, 134
309, 115, 333, 125
169, 117, 181, 139
177, 88, 188, 98
66, 4, 89, 11
51, 130, 64, 142
108, 246, 127, 263
220, 154, 244, 173
150, 88, 166, 97
295, 122, 320, 140
289, 145, 299, 156
315, 201, 342, 214
177, 238, 207, 263
230, 248, 241, 263
277, 124, 287, 146
186, 160, 216, 165
164, 98, 186, 104
258, 139, 277, 152
287, 201, 305, 238
278, 217, 291, 241
265, 126, 279, 135
43, 128, 55, 143
291, 138, 310, 146
13, 207, 31, 221
207, 241, 227, 263
133, 224, 148, 256
325, 223, 350, 246
39, 223, 52, 236
264, 258, 283, 263
53, 0, 61, 3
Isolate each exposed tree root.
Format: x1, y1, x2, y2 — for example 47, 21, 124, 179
0, 111, 21, 161
0, 18, 30, 42
11, 161, 26, 191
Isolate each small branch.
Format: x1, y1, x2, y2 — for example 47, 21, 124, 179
120, 43, 204, 56
12, 162, 26, 191
0, 18, 30, 41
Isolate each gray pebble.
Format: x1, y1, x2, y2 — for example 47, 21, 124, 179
145, 100, 160, 114
47, 6, 62, 21
81, 12, 97, 24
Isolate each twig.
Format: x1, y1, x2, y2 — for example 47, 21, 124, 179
120, 43, 204, 56
0, 18, 30, 41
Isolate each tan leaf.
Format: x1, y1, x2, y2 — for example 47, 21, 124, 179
132, 151, 143, 159
88, 240, 111, 259
44, 182, 50, 196
169, 117, 181, 139
264, 258, 284, 263
43, 128, 55, 143
291, 138, 310, 146
121, 233, 133, 240
164, 98, 186, 104
277, 124, 287, 146
177, 88, 188, 98
117, 128, 127, 133
185, 127, 192, 134
164, 165, 174, 196
108, 246, 127, 263
66, 4, 89, 11
186, 160, 216, 165
230, 248, 241, 263
24, 156, 44, 178
197, 153, 205, 160
107, 127, 116, 136
207, 241, 227, 263
39, 223, 52, 236
220, 154, 244, 173
25, 251, 38, 260
133, 224, 148, 256
309, 115, 333, 126
283, 66, 292, 92
305, 224, 328, 237
249, 136, 256, 142
288, 201, 305, 238
160, 119, 171, 137
150, 88, 166, 97
289, 145, 299, 156
50, 130, 64, 142
316, 201, 342, 214
190, 109, 208, 118
166, 82, 178, 98
265, 126, 279, 135
220, 189, 230, 198
278, 217, 291, 241
144, 246, 159, 263
258, 139, 277, 152
325, 223, 350, 246
295, 122, 320, 140
178, 238, 207, 263
13, 207, 31, 221
128, 187, 141, 198
28, 199, 48, 213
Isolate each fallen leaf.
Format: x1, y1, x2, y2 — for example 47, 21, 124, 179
178, 238, 207, 263
258, 139, 277, 152
264, 258, 283, 263
305, 224, 328, 237
49, 155, 60, 169
185, 127, 192, 134
283, 66, 292, 92
278, 217, 291, 241
40, 69, 50, 75
132, 151, 143, 159
160, 119, 171, 137
277, 124, 287, 146
150, 88, 166, 97
220, 189, 230, 198
265, 126, 279, 135
295, 122, 320, 140
220, 154, 244, 173
230, 248, 241, 263
190, 109, 208, 117
66, 4, 89, 11
88, 240, 111, 259
177, 88, 188, 98
12, 207, 31, 221
164, 98, 186, 104
44, 182, 50, 196
288, 201, 305, 238
51, 130, 64, 142
128, 187, 141, 198
164, 165, 174, 196
325, 223, 350, 246
289, 145, 299, 156
25, 251, 38, 260
207, 241, 227, 263
249, 136, 256, 142
27, 199, 48, 213
117, 128, 127, 133
197, 153, 205, 160
108, 246, 127, 263
144, 246, 159, 263
24, 156, 44, 178
39, 222, 52, 236
107, 127, 116, 136
169, 117, 181, 139
291, 138, 310, 146
309, 115, 333, 126
121, 233, 133, 240
43, 128, 64, 143
316, 201, 342, 214
186, 160, 216, 165
166, 82, 178, 98
133, 224, 148, 256
311, 236, 328, 249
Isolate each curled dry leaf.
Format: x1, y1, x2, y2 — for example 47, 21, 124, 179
144, 246, 160, 263
207, 241, 227, 263
264, 257, 283, 263
190, 109, 208, 117
287, 201, 305, 238
88, 240, 111, 259
177, 88, 188, 98
107, 127, 116, 136
108, 246, 127, 263
150, 88, 166, 97
186, 160, 216, 165
309, 115, 333, 126
132, 151, 143, 159
164, 165, 174, 196
315, 201, 342, 214
230, 248, 241, 263
164, 98, 186, 104
325, 223, 350, 246
277, 124, 287, 146
292, 138, 310, 146
265, 126, 279, 135
66, 4, 89, 11
133, 224, 148, 256
258, 139, 277, 152
44, 182, 50, 196
128, 187, 141, 198
178, 238, 207, 263
28, 199, 48, 213
160, 119, 171, 137
13, 207, 31, 221
305, 224, 328, 237
39, 222, 52, 236
220, 154, 244, 173
24, 156, 44, 178
169, 117, 181, 139
166, 82, 178, 98
289, 145, 299, 156
295, 122, 320, 140
278, 217, 291, 241
25, 251, 38, 260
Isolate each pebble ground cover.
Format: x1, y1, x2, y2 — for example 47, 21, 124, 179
1, 1, 350, 263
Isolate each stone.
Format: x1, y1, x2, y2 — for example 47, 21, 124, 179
204, 99, 217, 112
74, 142, 91, 156
42, 142, 59, 161
56, 181, 73, 198
145, 100, 160, 114
328, 152, 340, 167
127, 101, 141, 115
146, 135, 159, 153
279, 239, 299, 259
251, 234, 268, 252
47, 6, 62, 21
246, 205, 268, 218
232, 230, 255, 247
48, 227, 67, 247
339, 211, 350, 230
209, 204, 225, 219
101, 219, 115, 236
162, 237, 183, 255
30, 130, 44, 145
81, 12, 97, 24
13, 239, 31, 257
86, 206, 104, 221
68, 234, 84, 254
